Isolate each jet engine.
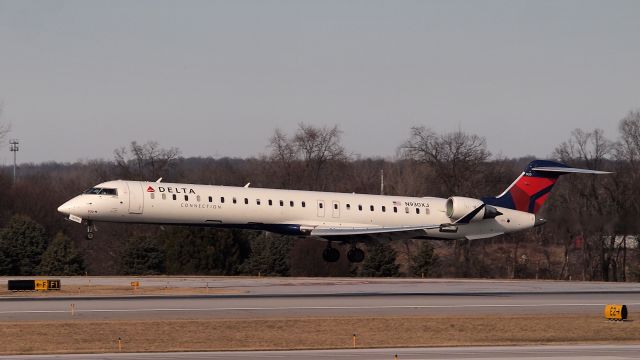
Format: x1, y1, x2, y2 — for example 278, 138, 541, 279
446, 196, 502, 223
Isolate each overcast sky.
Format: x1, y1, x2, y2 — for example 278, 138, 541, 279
0, 0, 638, 164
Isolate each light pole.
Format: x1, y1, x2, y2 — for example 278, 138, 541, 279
9, 139, 18, 184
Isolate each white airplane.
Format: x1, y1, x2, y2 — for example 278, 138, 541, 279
58, 160, 609, 262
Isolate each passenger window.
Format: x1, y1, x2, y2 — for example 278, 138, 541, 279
162, 193, 166, 200
302, 201, 306, 208
346, 204, 351, 210
173, 194, 177, 200
208, 196, 213, 203
280, 200, 284, 207
184, 195, 189, 201
150, 193, 155, 200
370, 205, 374, 211
269, 199, 273, 206
221, 197, 225, 203
319, 203, 323, 208
405, 207, 410, 214
334, 203, 338, 210
197, 195, 201, 202
382, 206, 386, 212
358, 205, 363, 211
244, 198, 249, 205
233, 197, 237, 204
290, 201, 294, 207
256, 199, 261, 205
416, 208, 420, 214
393, 206, 397, 213
425, 208, 430, 215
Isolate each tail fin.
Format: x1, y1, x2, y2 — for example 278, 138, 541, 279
482, 160, 610, 214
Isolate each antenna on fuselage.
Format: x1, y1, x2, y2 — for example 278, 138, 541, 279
244, 182, 251, 188
156, 178, 163, 183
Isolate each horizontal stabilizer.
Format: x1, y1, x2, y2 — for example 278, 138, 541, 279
531, 166, 612, 175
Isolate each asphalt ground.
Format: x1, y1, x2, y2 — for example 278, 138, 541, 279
2, 345, 640, 360
1, 277, 639, 321
3, 276, 640, 296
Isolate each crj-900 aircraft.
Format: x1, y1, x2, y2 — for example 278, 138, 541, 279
58, 160, 609, 263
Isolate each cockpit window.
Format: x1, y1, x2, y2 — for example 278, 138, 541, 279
83, 187, 118, 196
99, 188, 117, 196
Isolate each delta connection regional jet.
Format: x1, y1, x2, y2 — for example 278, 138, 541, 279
58, 160, 609, 263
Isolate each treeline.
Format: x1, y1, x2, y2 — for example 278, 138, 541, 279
0, 112, 639, 280
0, 215, 84, 276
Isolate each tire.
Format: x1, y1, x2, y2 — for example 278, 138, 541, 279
347, 248, 365, 263
322, 247, 340, 262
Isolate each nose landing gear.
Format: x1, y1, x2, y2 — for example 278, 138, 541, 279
86, 221, 97, 240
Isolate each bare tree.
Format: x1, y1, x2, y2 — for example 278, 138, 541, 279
294, 124, 347, 190
553, 128, 612, 169
400, 127, 491, 196
612, 111, 640, 281
267, 129, 297, 187
400, 127, 491, 276
551, 128, 618, 280
114, 141, 181, 180
0, 103, 11, 143
616, 111, 640, 166
613, 111, 640, 222
294, 124, 346, 166
267, 124, 348, 190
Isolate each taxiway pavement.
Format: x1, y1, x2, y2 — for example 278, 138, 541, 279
1, 277, 638, 321
1, 345, 640, 360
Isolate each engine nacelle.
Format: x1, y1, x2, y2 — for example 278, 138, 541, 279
446, 196, 502, 223
446, 197, 483, 220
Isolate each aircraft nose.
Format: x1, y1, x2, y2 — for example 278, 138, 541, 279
57, 201, 73, 215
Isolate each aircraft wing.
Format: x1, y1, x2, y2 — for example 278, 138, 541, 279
309, 224, 442, 237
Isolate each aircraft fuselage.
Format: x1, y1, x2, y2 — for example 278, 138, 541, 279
58, 180, 535, 242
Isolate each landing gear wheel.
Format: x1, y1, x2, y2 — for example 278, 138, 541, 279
86, 221, 96, 240
347, 248, 365, 263
322, 247, 340, 262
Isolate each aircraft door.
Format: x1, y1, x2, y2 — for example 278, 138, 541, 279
127, 182, 144, 214
317, 200, 325, 217
332, 201, 340, 218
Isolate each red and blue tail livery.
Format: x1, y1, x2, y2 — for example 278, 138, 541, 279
483, 160, 609, 214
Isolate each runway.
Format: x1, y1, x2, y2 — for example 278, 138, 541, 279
1, 277, 639, 320
4, 276, 640, 296
2, 278, 639, 356
2, 345, 640, 360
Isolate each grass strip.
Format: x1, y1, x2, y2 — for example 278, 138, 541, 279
1, 314, 639, 355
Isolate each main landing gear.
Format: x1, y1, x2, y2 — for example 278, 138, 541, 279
347, 247, 365, 263
322, 242, 365, 263
86, 221, 97, 240
322, 244, 340, 262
